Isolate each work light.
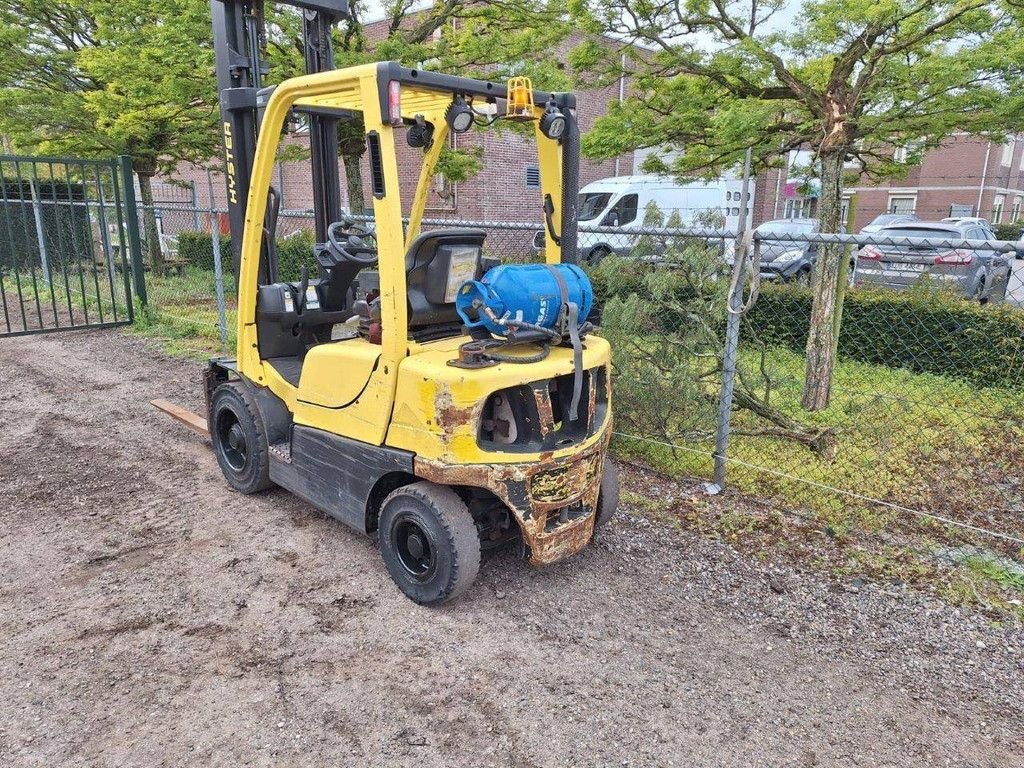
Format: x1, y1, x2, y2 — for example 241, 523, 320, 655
445, 96, 475, 134
407, 115, 434, 149
539, 101, 566, 140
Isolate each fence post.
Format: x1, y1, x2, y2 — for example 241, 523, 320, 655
190, 180, 202, 231
711, 147, 754, 490
207, 170, 228, 348
117, 155, 147, 306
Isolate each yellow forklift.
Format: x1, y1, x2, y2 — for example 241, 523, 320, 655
199, 0, 617, 603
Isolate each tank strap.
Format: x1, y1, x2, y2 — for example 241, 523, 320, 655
544, 265, 583, 422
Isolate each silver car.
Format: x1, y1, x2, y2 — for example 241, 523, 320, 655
859, 213, 918, 234
854, 221, 1012, 303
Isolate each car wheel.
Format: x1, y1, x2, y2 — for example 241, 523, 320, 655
795, 267, 812, 287
587, 246, 611, 266
210, 382, 273, 494
975, 273, 990, 304
378, 482, 481, 605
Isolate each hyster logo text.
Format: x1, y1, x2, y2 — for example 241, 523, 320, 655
223, 122, 237, 205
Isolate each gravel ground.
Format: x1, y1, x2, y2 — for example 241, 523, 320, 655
0, 329, 1021, 767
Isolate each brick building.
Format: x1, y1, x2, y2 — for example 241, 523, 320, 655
750, 134, 1024, 231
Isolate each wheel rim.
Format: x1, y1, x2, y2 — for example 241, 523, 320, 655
391, 514, 436, 582
216, 410, 248, 472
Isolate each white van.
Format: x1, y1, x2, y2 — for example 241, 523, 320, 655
533, 174, 751, 264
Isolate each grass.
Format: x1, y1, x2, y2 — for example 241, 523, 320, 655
618, 343, 1024, 530
613, 342, 1024, 618
125, 267, 236, 358
3, 265, 130, 330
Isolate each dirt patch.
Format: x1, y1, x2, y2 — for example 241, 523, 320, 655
0, 329, 1021, 767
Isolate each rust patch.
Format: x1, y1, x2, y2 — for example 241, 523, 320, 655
532, 384, 555, 437
586, 376, 598, 432
414, 431, 610, 566
434, 385, 477, 443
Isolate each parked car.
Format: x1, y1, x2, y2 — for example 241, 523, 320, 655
854, 220, 1012, 303
532, 174, 743, 264
752, 218, 821, 284
941, 216, 992, 228
859, 213, 918, 234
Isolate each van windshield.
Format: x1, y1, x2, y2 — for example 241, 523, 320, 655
578, 192, 613, 221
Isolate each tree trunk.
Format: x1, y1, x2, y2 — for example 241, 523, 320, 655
800, 148, 846, 411
135, 172, 165, 276
341, 152, 365, 216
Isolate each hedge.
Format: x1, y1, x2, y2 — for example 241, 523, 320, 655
0, 180, 92, 270
590, 257, 1024, 389
992, 222, 1023, 242
177, 230, 315, 281
745, 285, 1024, 389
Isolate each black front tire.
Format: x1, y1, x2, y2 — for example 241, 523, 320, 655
594, 460, 620, 529
379, 482, 481, 605
210, 382, 273, 494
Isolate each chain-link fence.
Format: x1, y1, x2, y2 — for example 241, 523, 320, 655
132, 201, 1024, 562
588, 219, 1024, 578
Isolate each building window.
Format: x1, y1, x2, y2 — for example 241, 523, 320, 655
840, 197, 852, 230
525, 166, 541, 189
893, 146, 908, 163
1012, 196, 1022, 223
784, 197, 815, 218
993, 194, 1005, 224
1001, 140, 1014, 166
888, 195, 916, 215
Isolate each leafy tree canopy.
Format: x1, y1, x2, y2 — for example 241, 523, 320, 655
569, 0, 1024, 411
570, 0, 1023, 184
0, 0, 219, 176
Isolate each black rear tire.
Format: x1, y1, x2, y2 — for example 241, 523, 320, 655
210, 382, 273, 494
379, 482, 481, 605
594, 460, 620, 529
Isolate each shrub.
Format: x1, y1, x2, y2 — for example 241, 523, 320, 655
175, 229, 315, 281
177, 231, 230, 270
275, 230, 316, 282
992, 222, 1022, 242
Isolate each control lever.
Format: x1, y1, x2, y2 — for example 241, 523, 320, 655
297, 264, 309, 314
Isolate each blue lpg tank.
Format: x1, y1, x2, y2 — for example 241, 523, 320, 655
455, 263, 593, 337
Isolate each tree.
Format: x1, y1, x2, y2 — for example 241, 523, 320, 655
0, 0, 220, 274
595, 207, 836, 460
265, 0, 571, 215
569, 0, 1022, 409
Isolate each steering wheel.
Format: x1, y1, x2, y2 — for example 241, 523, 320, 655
327, 217, 378, 266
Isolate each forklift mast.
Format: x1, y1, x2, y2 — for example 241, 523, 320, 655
211, 0, 350, 279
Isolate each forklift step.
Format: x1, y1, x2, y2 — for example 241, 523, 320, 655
268, 441, 292, 463
151, 399, 210, 439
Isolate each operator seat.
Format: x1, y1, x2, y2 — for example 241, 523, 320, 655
404, 228, 487, 341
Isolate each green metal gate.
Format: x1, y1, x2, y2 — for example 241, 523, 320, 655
0, 155, 140, 337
